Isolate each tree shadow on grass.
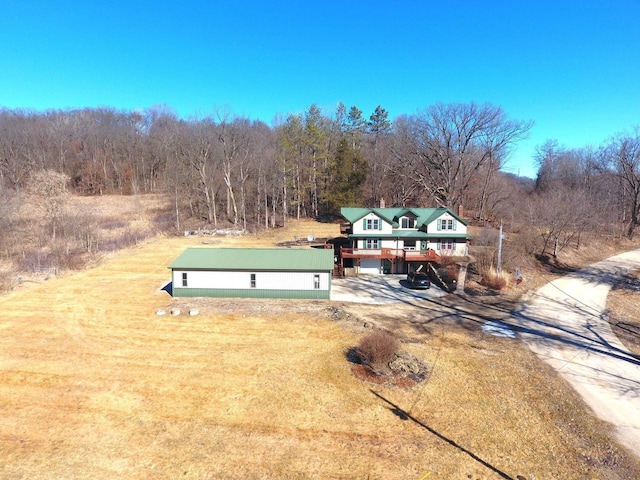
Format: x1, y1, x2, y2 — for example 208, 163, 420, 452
534, 254, 579, 275
370, 389, 522, 480
428, 293, 640, 366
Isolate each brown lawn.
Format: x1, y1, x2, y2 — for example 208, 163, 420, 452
606, 269, 640, 358
1, 218, 639, 479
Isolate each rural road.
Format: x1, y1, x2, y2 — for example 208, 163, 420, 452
512, 249, 640, 457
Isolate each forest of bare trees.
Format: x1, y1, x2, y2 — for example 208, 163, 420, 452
0, 102, 638, 280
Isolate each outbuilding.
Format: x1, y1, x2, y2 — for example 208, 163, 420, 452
168, 247, 334, 299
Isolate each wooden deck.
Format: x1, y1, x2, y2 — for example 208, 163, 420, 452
340, 247, 440, 262
339, 223, 352, 235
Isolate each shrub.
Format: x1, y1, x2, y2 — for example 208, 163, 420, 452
100, 218, 128, 230
356, 331, 399, 371
152, 212, 175, 233
17, 249, 52, 272
438, 255, 467, 267
481, 266, 508, 290
437, 263, 459, 283
0, 272, 19, 292
57, 251, 88, 271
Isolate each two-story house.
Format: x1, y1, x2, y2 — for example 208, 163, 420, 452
338, 207, 471, 275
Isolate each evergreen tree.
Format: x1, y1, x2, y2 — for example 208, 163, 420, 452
324, 137, 368, 215
345, 105, 367, 150
367, 105, 391, 205
304, 104, 331, 217
368, 105, 391, 136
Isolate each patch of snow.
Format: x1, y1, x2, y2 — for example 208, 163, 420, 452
482, 320, 517, 338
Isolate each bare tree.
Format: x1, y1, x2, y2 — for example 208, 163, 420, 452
214, 113, 253, 226
0, 110, 40, 189
600, 130, 640, 239
26, 169, 70, 241
397, 102, 532, 209
177, 120, 218, 225
276, 115, 306, 224
526, 189, 593, 257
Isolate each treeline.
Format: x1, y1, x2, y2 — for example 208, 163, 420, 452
1, 103, 639, 253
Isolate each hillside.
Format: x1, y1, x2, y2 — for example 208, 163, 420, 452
1, 194, 640, 478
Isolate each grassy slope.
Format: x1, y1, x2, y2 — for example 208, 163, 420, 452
1, 207, 639, 478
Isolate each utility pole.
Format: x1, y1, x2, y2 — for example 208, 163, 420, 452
497, 220, 504, 274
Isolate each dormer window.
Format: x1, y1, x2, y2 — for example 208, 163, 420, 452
401, 217, 415, 229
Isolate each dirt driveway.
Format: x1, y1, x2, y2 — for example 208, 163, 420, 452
512, 249, 640, 457
330, 274, 448, 304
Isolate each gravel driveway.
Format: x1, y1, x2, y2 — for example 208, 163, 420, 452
513, 249, 640, 457
330, 274, 448, 304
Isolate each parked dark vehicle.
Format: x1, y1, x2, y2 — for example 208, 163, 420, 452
407, 271, 430, 289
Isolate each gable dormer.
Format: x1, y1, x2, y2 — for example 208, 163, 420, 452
398, 212, 418, 229
426, 210, 467, 234
352, 211, 393, 235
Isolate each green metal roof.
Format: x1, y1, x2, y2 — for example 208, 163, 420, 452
169, 247, 334, 271
340, 207, 400, 226
340, 207, 468, 228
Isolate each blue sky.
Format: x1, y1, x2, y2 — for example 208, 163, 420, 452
2, 1, 639, 178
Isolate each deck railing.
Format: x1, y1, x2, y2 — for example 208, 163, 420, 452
340, 247, 439, 262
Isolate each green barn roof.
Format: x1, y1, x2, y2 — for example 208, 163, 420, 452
169, 247, 334, 271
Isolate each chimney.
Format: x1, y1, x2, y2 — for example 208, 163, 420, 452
379, 197, 385, 208
458, 205, 464, 218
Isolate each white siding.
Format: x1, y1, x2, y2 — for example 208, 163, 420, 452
355, 238, 405, 250
428, 238, 468, 256
439, 241, 468, 256
352, 213, 393, 235
381, 238, 401, 249
173, 270, 330, 291
425, 212, 467, 235
424, 212, 468, 256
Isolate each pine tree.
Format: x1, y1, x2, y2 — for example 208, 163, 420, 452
324, 137, 368, 215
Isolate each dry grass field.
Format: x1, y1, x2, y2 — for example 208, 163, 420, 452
1, 206, 639, 479
606, 269, 640, 358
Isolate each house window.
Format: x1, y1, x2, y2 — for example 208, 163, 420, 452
250, 273, 256, 288
365, 239, 380, 249
364, 218, 381, 230
438, 219, 456, 231
404, 240, 416, 250
440, 239, 455, 251
182, 272, 188, 287
401, 217, 415, 229
313, 274, 320, 289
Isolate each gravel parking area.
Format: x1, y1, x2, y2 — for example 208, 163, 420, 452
330, 274, 448, 304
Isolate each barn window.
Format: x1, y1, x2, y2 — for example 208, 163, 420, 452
182, 272, 188, 287
313, 274, 320, 289
250, 273, 256, 288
